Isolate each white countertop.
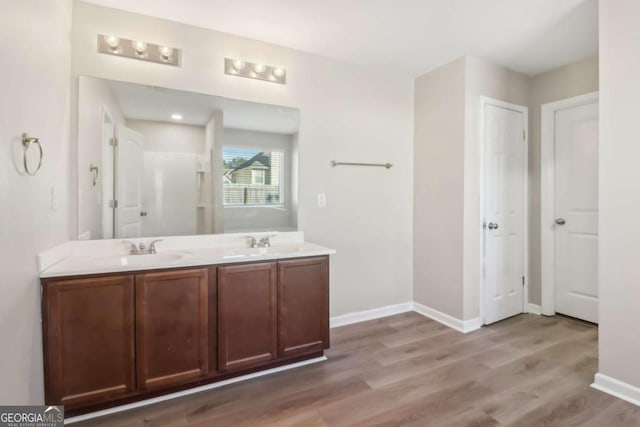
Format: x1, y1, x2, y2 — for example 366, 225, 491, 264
38, 232, 335, 279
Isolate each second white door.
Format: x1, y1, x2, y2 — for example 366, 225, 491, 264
483, 101, 527, 325
554, 100, 599, 323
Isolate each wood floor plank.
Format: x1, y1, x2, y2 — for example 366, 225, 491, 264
76, 313, 639, 427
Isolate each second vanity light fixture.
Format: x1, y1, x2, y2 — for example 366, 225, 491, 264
98, 34, 181, 66
225, 58, 286, 84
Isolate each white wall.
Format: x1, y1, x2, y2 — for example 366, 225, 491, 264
200, 112, 225, 234
127, 120, 205, 154
223, 128, 297, 232
598, 0, 640, 391
71, 2, 415, 317
77, 76, 125, 239
0, 0, 72, 404
527, 56, 598, 305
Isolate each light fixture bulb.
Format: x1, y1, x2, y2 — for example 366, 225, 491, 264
253, 64, 266, 74
171, 113, 183, 120
159, 46, 172, 60
232, 60, 246, 71
132, 40, 147, 55
104, 35, 120, 50
272, 68, 285, 78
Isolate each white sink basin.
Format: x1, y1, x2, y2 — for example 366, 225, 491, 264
93, 252, 188, 267
223, 246, 303, 259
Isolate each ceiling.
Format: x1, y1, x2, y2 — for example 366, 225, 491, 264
82, 0, 598, 77
101, 78, 300, 133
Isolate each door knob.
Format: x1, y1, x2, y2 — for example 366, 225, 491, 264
488, 222, 499, 230
140, 211, 148, 217
555, 218, 566, 225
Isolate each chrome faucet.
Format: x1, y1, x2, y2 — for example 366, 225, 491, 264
246, 235, 275, 248
259, 236, 273, 248
122, 239, 163, 255
247, 236, 259, 248
148, 239, 162, 254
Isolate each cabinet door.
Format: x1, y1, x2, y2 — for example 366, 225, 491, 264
278, 257, 329, 358
43, 275, 135, 408
136, 268, 208, 391
218, 262, 277, 372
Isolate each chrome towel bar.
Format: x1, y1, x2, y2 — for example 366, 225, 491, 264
330, 160, 393, 169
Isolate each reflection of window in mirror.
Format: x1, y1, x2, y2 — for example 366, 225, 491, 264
223, 147, 285, 206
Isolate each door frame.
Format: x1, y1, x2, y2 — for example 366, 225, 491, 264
479, 96, 529, 324
101, 105, 116, 239
540, 91, 599, 316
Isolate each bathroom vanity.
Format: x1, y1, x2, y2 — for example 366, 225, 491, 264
38, 233, 334, 416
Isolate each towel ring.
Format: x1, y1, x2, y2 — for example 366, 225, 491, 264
22, 133, 43, 176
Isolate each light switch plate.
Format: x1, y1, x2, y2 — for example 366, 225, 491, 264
317, 193, 327, 208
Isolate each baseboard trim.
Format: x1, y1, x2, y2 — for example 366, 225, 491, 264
412, 302, 482, 333
330, 302, 413, 328
528, 304, 542, 315
66, 356, 327, 424
592, 373, 640, 407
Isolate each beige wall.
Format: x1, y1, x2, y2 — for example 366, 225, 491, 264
0, 0, 72, 404
413, 58, 466, 318
415, 55, 596, 322
528, 55, 599, 305
598, 0, 640, 390
72, 2, 415, 317
413, 57, 528, 320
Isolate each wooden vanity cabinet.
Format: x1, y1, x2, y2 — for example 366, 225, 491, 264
217, 262, 278, 372
42, 275, 135, 409
135, 268, 209, 391
42, 256, 329, 415
278, 257, 329, 358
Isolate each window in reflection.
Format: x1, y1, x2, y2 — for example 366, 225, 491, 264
223, 147, 285, 206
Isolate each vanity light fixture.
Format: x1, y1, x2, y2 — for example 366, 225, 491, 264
98, 35, 181, 66
232, 60, 246, 71
159, 46, 173, 62
104, 35, 120, 52
225, 58, 286, 84
171, 113, 183, 120
132, 40, 147, 56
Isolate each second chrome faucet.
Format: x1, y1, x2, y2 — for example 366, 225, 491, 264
246, 235, 275, 248
122, 239, 163, 255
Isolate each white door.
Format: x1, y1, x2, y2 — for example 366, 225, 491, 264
116, 126, 144, 238
483, 102, 527, 325
554, 101, 599, 323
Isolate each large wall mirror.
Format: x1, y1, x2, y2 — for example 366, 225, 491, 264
77, 76, 299, 240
